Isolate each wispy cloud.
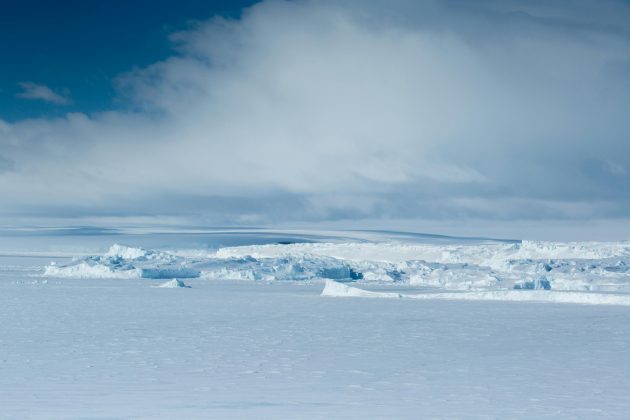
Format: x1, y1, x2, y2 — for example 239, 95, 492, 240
16, 82, 72, 105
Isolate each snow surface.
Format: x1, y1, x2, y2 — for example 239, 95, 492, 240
3, 231, 630, 418
2, 273, 630, 418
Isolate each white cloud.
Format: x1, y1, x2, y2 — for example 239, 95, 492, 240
1, 0, 630, 231
16, 82, 72, 105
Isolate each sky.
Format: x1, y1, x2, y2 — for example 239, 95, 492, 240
1, 0, 629, 239
0, 0, 256, 120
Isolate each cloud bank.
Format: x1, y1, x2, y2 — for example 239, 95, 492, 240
1, 0, 629, 233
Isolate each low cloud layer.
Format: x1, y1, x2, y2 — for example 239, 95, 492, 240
1, 0, 629, 230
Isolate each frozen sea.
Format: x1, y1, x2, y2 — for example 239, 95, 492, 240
1, 227, 630, 419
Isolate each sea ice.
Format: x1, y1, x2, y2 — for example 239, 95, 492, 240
43, 240, 630, 295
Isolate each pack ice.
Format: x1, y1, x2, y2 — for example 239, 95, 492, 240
43, 240, 630, 296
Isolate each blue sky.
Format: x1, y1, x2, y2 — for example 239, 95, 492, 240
1, 0, 630, 239
0, 0, 256, 120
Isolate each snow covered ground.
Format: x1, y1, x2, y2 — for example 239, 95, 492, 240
1, 229, 630, 418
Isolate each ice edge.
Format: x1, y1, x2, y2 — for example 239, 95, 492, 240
321, 280, 630, 306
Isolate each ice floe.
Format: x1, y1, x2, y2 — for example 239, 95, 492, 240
321, 280, 630, 306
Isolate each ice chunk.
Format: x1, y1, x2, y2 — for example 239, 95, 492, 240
43, 245, 197, 280
322, 279, 402, 298
317, 266, 363, 281
140, 268, 200, 279
105, 244, 148, 260
43, 261, 140, 279
155, 279, 191, 288
514, 277, 552, 290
